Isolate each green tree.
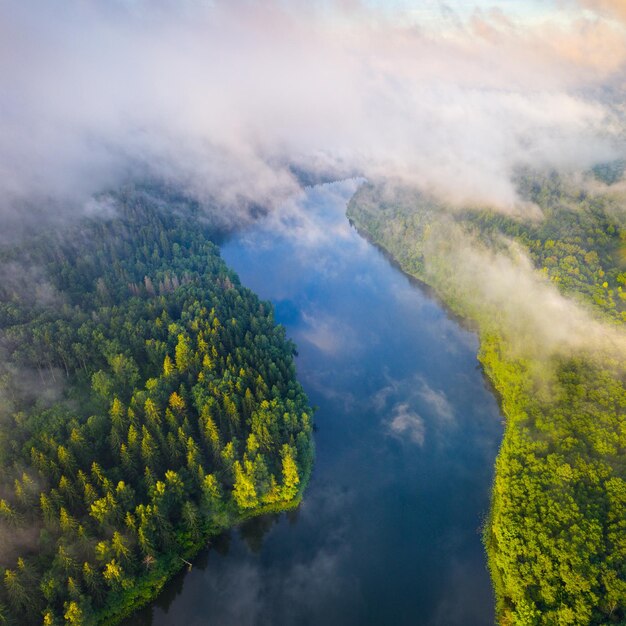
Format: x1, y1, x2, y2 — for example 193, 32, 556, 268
233, 461, 258, 509
281, 445, 300, 500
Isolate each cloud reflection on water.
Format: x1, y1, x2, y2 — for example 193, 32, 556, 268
140, 181, 504, 626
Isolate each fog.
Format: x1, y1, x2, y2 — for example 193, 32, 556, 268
0, 0, 625, 232
421, 219, 626, 361
0, 5, 623, 619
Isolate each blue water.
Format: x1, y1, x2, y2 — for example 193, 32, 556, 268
132, 180, 502, 626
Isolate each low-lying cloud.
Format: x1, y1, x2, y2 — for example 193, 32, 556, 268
0, 0, 625, 232
423, 222, 626, 359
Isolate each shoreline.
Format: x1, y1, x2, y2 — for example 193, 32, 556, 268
346, 198, 626, 624
347, 218, 508, 419
347, 212, 512, 624
100, 488, 309, 625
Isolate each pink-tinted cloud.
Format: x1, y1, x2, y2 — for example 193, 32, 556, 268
0, 0, 624, 227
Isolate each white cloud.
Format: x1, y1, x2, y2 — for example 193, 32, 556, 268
423, 223, 626, 359
0, 0, 624, 232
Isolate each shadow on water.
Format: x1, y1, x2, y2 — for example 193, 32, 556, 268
239, 513, 283, 554
128, 180, 503, 626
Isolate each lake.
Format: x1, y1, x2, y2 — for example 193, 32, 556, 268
131, 180, 503, 626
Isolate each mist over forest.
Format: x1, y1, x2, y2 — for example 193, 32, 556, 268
1, 1, 626, 625
1, 0, 625, 233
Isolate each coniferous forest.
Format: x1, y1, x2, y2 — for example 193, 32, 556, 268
0, 186, 314, 625
1, 1, 626, 624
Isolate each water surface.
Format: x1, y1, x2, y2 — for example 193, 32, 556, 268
133, 180, 502, 626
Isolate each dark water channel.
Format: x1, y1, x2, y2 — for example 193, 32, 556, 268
132, 180, 503, 626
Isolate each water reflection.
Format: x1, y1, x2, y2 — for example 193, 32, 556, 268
129, 180, 502, 626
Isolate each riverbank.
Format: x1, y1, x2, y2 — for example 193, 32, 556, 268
102, 491, 307, 625
346, 214, 514, 617
0, 187, 317, 626
347, 183, 626, 625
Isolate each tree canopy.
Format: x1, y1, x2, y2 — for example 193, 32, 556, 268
0, 185, 314, 625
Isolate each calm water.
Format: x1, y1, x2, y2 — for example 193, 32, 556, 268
131, 180, 502, 626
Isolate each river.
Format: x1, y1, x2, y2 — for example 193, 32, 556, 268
131, 180, 503, 626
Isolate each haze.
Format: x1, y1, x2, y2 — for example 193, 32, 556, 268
1, 0, 625, 235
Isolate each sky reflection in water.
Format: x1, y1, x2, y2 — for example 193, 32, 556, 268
131, 180, 503, 626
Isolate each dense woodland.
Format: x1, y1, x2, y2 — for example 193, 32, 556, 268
0, 186, 314, 625
348, 171, 626, 626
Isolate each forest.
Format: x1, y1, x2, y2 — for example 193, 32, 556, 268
347, 170, 626, 625
0, 185, 314, 625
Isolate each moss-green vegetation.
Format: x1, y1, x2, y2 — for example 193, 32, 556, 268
0, 186, 314, 625
348, 175, 626, 625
